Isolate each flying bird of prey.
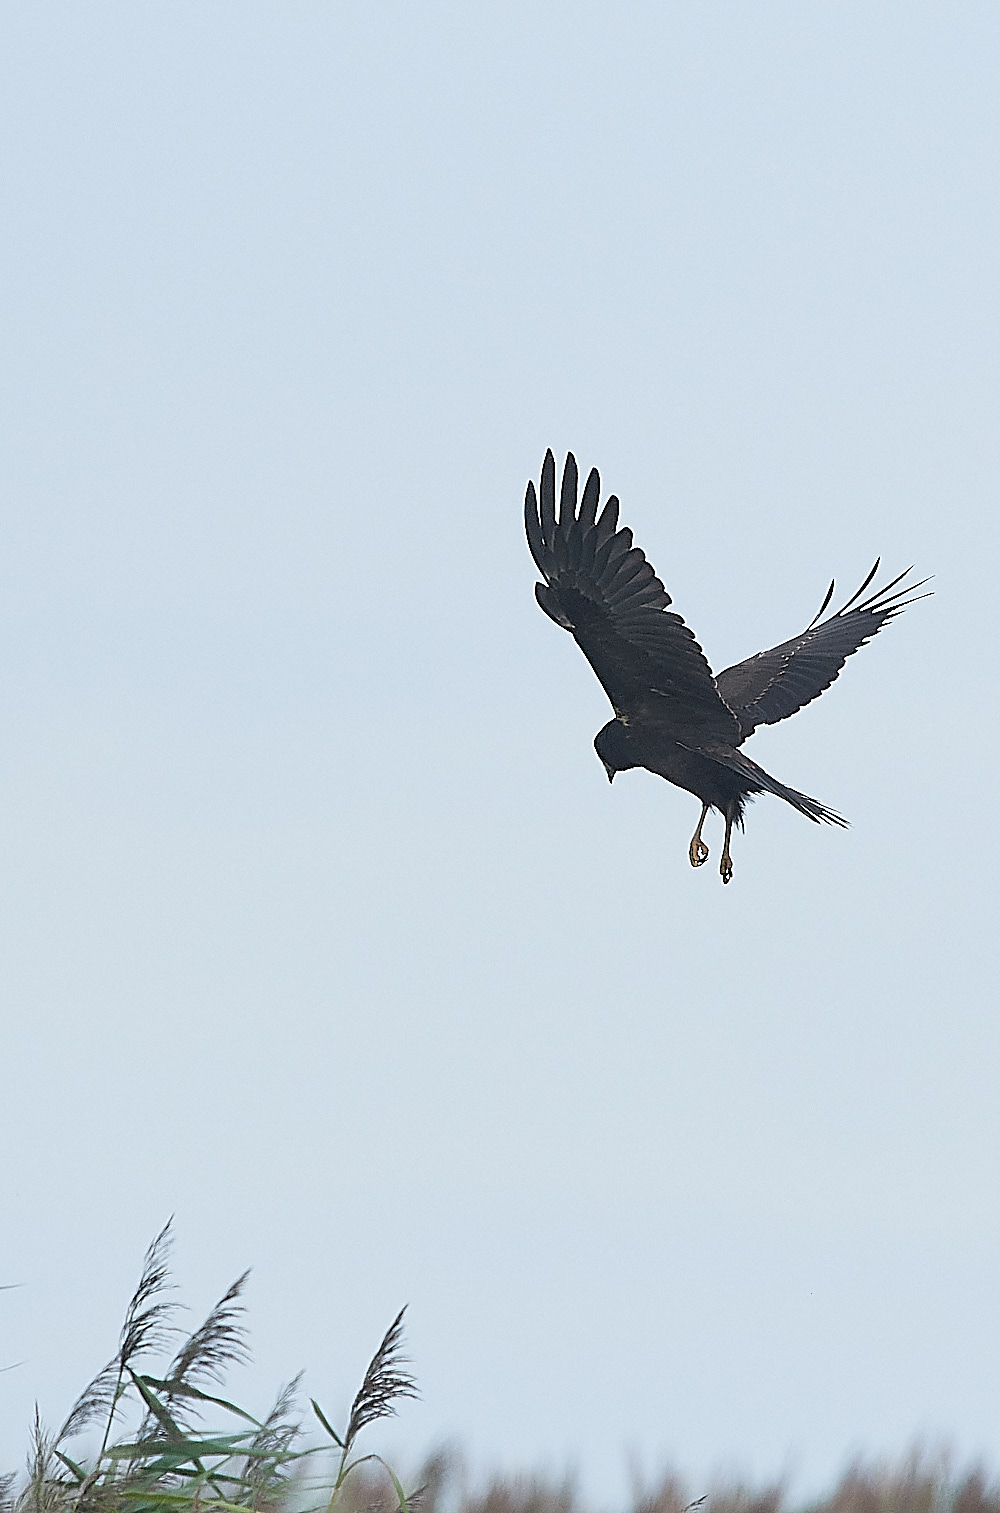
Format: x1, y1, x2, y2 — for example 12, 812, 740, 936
524, 450, 926, 884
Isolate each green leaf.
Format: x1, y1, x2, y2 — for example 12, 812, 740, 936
109, 1433, 257, 1460
372, 1456, 412, 1513
128, 1367, 189, 1442
54, 1450, 88, 1482
310, 1399, 344, 1447
137, 1377, 262, 1428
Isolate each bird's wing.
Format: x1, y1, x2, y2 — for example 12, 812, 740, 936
715, 562, 929, 740
525, 450, 741, 743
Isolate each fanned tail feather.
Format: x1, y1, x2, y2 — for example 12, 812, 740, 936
698, 746, 848, 827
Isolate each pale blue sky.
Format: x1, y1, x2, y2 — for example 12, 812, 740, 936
0, 3, 997, 1502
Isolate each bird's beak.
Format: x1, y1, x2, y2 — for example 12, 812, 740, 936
603, 762, 615, 783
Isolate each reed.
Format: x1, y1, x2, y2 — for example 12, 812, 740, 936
7, 1231, 999, 1513
5, 1222, 416, 1513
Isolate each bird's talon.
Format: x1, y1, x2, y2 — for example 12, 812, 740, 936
689, 838, 709, 867
721, 856, 733, 884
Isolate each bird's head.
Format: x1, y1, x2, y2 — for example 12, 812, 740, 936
594, 718, 636, 784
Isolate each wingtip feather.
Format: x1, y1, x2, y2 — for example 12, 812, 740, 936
524, 479, 547, 573
560, 452, 579, 526
539, 450, 557, 551
805, 578, 835, 631
837, 557, 884, 614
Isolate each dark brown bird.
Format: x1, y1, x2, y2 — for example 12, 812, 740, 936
525, 450, 927, 883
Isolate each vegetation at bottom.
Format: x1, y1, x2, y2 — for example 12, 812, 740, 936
2, 1222, 417, 1513
5, 1227, 999, 1513
386, 1452, 1000, 1513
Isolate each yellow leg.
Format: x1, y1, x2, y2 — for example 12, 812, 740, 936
688, 802, 710, 867
720, 802, 735, 884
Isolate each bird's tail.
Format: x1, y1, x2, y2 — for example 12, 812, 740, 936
704, 747, 848, 827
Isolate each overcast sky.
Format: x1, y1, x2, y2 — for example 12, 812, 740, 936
1, 3, 997, 1503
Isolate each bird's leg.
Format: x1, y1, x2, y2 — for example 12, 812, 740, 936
688, 802, 710, 867
720, 801, 736, 885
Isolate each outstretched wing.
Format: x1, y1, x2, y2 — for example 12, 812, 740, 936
716, 562, 929, 740
525, 450, 740, 743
